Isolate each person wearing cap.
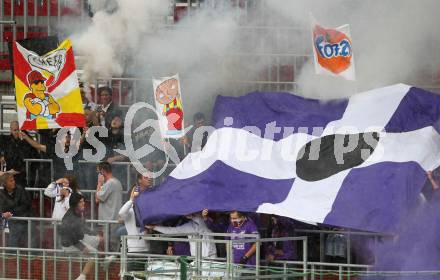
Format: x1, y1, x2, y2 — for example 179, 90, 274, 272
23, 70, 60, 120
44, 175, 80, 220
60, 192, 102, 280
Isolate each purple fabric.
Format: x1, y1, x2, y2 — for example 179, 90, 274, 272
268, 216, 296, 260
267, 242, 295, 261
173, 242, 191, 256
134, 87, 440, 274
204, 217, 228, 233
324, 161, 426, 233
364, 197, 440, 279
227, 219, 259, 265
385, 87, 440, 135
136, 161, 293, 224
213, 92, 348, 140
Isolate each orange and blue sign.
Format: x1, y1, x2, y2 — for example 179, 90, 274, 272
311, 20, 356, 81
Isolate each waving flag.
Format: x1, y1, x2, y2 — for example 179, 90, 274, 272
13, 39, 85, 130
311, 17, 356, 81
136, 84, 440, 233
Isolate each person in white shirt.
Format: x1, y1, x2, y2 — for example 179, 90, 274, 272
119, 172, 153, 253
146, 213, 217, 259
44, 175, 79, 220
103, 172, 152, 274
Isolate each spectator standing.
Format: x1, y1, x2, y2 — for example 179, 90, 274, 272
60, 192, 102, 280
203, 210, 258, 266
117, 172, 153, 279
2, 121, 39, 186
0, 173, 33, 247
96, 162, 123, 251
119, 172, 152, 252
102, 115, 128, 185
95, 162, 123, 221
44, 175, 80, 220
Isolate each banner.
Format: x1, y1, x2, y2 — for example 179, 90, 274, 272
152, 74, 186, 138
136, 84, 440, 235
311, 18, 356, 81
13, 39, 85, 130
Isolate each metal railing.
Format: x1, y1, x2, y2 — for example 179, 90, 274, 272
1, 216, 120, 251
0, 246, 119, 280
0, 216, 121, 280
120, 233, 310, 280
2, 242, 440, 280
293, 228, 394, 266
0, 186, 129, 222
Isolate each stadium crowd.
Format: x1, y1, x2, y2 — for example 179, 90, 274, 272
0, 83, 439, 280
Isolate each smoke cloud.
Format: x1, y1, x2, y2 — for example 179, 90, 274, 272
62, 0, 440, 114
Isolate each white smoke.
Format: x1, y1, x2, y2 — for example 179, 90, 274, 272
69, 0, 169, 81
62, 0, 440, 111
266, 0, 440, 98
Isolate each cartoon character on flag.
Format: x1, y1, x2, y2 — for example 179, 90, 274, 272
153, 74, 186, 138
311, 16, 356, 81
23, 70, 60, 120
13, 39, 85, 130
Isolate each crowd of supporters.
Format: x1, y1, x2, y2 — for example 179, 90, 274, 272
1, 82, 440, 280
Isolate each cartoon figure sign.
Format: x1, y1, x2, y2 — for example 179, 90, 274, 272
152, 74, 186, 138
311, 18, 356, 81
24, 70, 60, 120
13, 39, 85, 130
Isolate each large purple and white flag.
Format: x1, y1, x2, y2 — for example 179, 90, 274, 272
136, 84, 440, 233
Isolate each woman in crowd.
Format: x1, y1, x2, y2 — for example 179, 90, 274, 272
44, 175, 80, 220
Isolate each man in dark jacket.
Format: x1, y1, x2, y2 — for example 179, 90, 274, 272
60, 192, 102, 280
96, 86, 122, 129
0, 173, 32, 247
2, 121, 39, 186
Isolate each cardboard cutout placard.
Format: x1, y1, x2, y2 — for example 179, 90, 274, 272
311, 17, 356, 81
152, 74, 186, 138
